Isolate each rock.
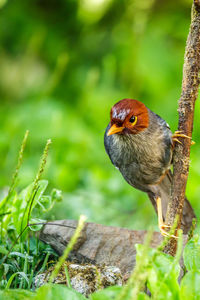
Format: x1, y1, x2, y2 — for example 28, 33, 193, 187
34, 273, 46, 288
40, 220, 166, 280
34, 262, 123, 297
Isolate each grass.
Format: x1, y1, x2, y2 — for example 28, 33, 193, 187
0, 133, 200, 299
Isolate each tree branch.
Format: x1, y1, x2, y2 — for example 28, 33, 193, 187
164, 1, 200, 255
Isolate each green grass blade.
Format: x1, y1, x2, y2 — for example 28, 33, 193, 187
49, 214, 86, 283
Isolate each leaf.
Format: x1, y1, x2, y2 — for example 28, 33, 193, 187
137, 292, 151, 300
0, 263, 10, 278
1, 192, 17, 236
0, 191, 15, 215
147, 278, 175, 300
91, 286, 122, 300
34, 284, 87, 300
51, 189, 63, 202
12, 180, 48, 238
9, 252, 33, 262
29, 218, 46, 231
6, 272, 29, 289
0, 289, 35, 300
136, 244, 180, 278
183, 234, 200, 271
12, 183, 34, 235
180, 270, 200, 300
0, 245, 9, 255
32, 180, 49, 205
136, 244, 180, 299
34, 188, 62, 214
36, 196, 52, 212
2, 263, 10, 275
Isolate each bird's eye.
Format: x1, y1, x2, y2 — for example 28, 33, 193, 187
129, 115, 137, 126
129, 116, 136, 123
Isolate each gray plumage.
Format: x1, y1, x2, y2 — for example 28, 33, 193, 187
104, 106, 195, 233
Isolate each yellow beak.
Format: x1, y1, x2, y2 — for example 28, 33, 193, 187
107, 124, 125, 136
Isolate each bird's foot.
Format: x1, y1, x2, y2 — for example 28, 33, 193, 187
156, 197, 178, 239
172, 131, 195, 145
159, 223, 178, 239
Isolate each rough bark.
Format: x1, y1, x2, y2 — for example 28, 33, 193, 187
164, 1, 200, 255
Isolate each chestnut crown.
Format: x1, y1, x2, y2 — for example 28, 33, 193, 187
108, 98, 149, 136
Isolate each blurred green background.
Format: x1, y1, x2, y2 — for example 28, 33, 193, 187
0, 0, 200, 231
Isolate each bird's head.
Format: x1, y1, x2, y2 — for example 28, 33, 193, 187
107, 99, 149, 136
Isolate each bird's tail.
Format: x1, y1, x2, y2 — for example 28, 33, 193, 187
148, 171, 195, 234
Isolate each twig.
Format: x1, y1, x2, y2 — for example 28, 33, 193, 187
164, 0, 200, 255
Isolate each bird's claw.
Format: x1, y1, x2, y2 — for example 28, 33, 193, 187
173, 138, 182, 144
172, 130, 195, 145
173, 130, 191, 139
159, 224, 178, 239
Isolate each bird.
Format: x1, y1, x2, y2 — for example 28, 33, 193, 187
104, 98, 195, 235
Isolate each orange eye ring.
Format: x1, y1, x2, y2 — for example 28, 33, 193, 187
129, 116, 137, 126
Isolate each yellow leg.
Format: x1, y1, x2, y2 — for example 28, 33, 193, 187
172, 131, 195, 145
156, 197, 178, 239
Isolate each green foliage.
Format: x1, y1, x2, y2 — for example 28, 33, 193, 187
1, 0, 200, 299
0, 0, 199, 231
138, 246, 180, 300
2, 228, 200, 299
1, 169, 61, 241
0, 289, 35, 300
0, 134, 200, 298
180, 270, 200, 300
91, 286, 123, 300
183, 233, 200, 271
34, 284, 86, 300
0, 136, 59, 290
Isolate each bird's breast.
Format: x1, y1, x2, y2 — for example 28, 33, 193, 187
104, 126, 172, 186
